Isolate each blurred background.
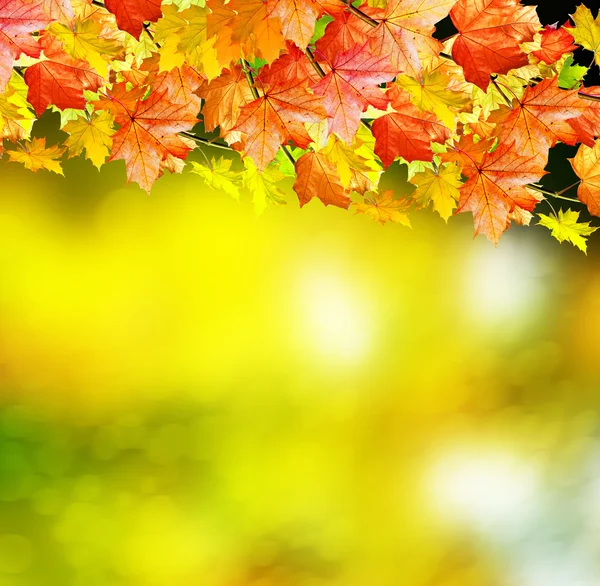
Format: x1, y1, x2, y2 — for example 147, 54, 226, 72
1, 113, 600, 586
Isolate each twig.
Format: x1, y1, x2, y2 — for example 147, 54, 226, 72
527, 184, 581, 203
241, 60, 260, 100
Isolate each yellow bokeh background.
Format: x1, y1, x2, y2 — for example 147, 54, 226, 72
1, 135, 600, 586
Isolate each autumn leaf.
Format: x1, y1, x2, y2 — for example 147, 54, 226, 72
450, 0, 540, 89
371, 85, 450, 168
531, 23, 578, 64
396, 69, 470, 130
488, 77, 586, 157
49, 17, 122, 77
311, 42, 396, 143
445, 138, 547, 244
198, 64, 254, 142
6, 137, 65, 174
233, 76, 327, 170
217, 0, 284, 63
0, 0, 52, 92
243, 156, 287, 215
268, 0, 320, 50
24, 34, 104, 115
571, 139, 600, 217
104, 0, 162, 40
190, 156, 242, 200
568, 4, 600, 66
353, 190, 412, 226
315, 11, 369, 62
538, 209, 598, 253
569, 86, 600, 146
62, 109, 114, 169
408, 161, 463, 222
362, 0, 457, 75
102, 66, 201, 192
293, 150, 350, 208
42, 0, 74, 24
0, 71, 35, 142
558, 54, 588, 89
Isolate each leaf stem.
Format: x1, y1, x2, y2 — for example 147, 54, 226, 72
179, 132, 234, 151
339, 0, 379, 28
305, 47, 326, 78
558, 180, 581, 195
491, 79, 513, 107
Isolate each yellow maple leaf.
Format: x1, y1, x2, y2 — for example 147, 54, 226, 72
321, 135, 381, 193
409, 162, 462, 222
190, 157, 242, 200
62, 110, 115, 169
7, 138, 66, 175
396, 71, 470, 130
353, 190, 412, 226
568, 4, 600, 66
243, 157, 287, 216
538, 209, 598, 254
155, 5, 220, 78
0, 72, 35, 142
49, 18, 122, 77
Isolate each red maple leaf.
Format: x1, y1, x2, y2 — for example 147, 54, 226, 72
450, 0, 540, 89
104, 0, 161, 39
315, 11, 369, 62
0, 0, 51, 92
371, 85, 450, 167
25, 34, 104, 115
311, 42, 396, 143
532, 23, 578, 64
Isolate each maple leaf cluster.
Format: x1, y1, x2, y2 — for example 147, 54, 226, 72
2, 0, 600, 251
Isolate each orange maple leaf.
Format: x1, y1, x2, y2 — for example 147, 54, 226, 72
450, 0, 540, 89
233, 76, 327, 170
371, 85, 450, 168
571, 140, 600, 218
569, 87, 600, 147
104, 66, 201, 193
198, 64, 254, 140
267, 0, 320, 50
446, 138, 547, 244
488, 77, 586, 157
293, 150, 350, 208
